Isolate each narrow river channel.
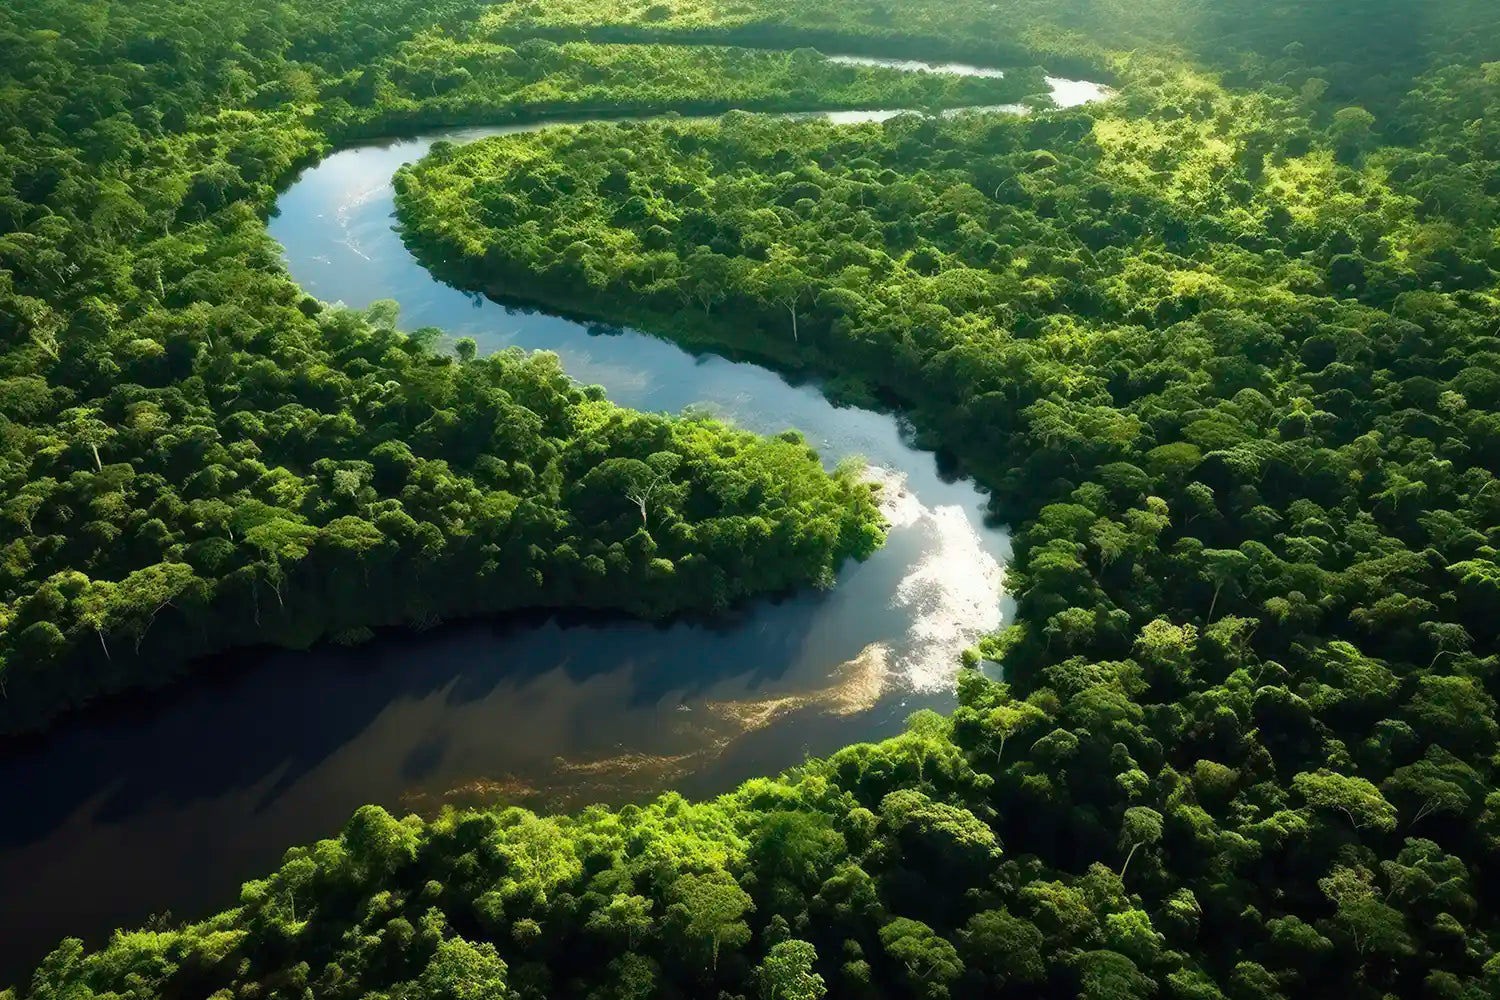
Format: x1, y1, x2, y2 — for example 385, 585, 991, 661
0, 63, 1107, 983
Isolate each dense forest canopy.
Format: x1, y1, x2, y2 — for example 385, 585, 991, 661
0, 0, 1111, 729
6, 1, 1500, 999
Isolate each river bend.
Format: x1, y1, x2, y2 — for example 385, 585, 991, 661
0, 60, 1108, 982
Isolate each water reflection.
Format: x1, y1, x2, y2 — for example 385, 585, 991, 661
0, 594, 938, 981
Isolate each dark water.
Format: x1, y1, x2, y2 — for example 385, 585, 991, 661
0, 72, 1109, 981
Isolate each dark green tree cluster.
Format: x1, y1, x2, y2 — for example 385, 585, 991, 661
329, 32, 1045, 136
480, 0, 1500, 114
476, 0, 1117, 81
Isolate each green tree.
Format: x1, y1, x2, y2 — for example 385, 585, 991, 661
757, 939, 826, 1000
879, 918, 963, 1000
341, 805, 419, 885
960, 909, 1044, 985
1119, 807, 1164, 877
1200, 549, 1249, 623
751, 246, 811, 342
667, 870, 754, 971
418, 937, 508, 1000
1074, 949, 1151, 1000
1383, 747, 1480, 826
1293, 770, 1398, 832
587, 893, 655, 949
59, 406, 115, 472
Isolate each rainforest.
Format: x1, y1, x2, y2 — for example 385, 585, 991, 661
4, 1, 1500, 999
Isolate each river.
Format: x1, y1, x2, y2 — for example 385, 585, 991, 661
0, 63, 1107, 984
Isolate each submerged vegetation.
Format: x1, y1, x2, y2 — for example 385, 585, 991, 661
6, 0, 1500, 998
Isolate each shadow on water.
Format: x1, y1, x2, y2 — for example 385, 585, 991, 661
0, 589, 841, 981
0, 587, 844, 845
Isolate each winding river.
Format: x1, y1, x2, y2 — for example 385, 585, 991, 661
0, 64, 1107, 983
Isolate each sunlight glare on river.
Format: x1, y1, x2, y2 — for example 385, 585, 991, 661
867, 466, 1007, 691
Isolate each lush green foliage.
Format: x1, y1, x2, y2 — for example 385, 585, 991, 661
8, 682, 1500, 1000
481, 0, 1500, 109
9, 0, 1500, 999
383, 7, 1500, 998
340, 37, 1046, 130
0, 0, 1105, 728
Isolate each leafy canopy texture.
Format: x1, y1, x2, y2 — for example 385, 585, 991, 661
0, 0, 960, 730
7, 0, 1500, 999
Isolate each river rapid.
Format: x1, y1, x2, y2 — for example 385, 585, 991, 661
0, 61, 1108, 983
